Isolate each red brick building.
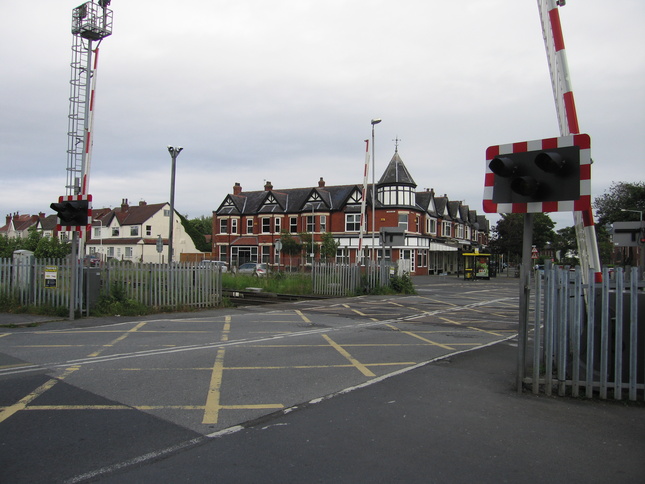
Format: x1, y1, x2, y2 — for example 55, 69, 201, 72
213, 151, 489, 275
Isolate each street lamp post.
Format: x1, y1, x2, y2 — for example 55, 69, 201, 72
371, 118, 381, 264
167, 146, 183, 264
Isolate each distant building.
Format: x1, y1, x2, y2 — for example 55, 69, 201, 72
0, 213, 45, 239
86, 199, 198, 263
213, 151, 489, 275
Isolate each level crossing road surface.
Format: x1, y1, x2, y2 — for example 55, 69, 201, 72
0, 276, 520, 483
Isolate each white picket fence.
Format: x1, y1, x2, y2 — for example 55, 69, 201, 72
523, 265, 643, 401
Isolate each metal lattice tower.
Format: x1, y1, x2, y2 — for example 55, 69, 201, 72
66, 0, 113, 196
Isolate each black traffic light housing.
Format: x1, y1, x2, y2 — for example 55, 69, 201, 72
488, 146, 581, 204
51, 200, 89, 227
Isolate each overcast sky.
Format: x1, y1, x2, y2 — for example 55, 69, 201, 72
1, 0, 643, 231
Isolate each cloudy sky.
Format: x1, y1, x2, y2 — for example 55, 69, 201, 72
1, 0, 643, 231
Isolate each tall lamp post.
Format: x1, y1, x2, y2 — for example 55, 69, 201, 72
167, 146, 183, 264
370, 119, 381, 264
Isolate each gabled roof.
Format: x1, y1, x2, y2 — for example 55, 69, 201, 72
117, 202, 166, 225
377, 152, 417, 187
415, 189, 437, 216
447, 201, 462, 221
434, 196, 448, 218
216, 184, 362, 215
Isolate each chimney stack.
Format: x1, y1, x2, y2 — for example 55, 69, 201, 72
233, 182, 242, 195
121, 198, 129, 212
318, 177, 325, 188
264, 181, 273, 191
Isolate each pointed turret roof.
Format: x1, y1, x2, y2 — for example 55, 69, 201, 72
377, 151, 416, 187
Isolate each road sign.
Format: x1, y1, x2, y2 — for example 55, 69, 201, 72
531, 247, 539, 260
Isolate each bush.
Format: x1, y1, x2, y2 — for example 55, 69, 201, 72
389, 274, 416, 294
92, 282, 152, 317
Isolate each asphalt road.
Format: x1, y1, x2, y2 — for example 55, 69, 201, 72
2, 276, 642, 483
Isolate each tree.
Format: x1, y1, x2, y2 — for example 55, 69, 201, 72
319, 232, 339, 261
594, 181, 645, 225
489, 213, 556, 263
298, 232, 318, 261
34, 235, 71, 259
181, 215, 211, 252
278, 230, 302, 269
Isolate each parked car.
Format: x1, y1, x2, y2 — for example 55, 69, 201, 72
200, 260, 228, 272
237, 263, 268, 277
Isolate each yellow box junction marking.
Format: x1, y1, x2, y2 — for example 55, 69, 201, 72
87, 321, 147, 358
202, 348, 226, 424
0, 366, 79, 424
322, 334, 375, 377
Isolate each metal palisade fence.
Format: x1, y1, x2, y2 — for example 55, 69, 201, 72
523, 264, 643, 401
0, 257, 73, 308
0, 258, 223, 312
311, 260, 403, 296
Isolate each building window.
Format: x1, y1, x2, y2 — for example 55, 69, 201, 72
130, 226, 139, 237
219, 219, 228, 234
164, 209, 170, 217
398, 214, 408, 230
93, 227, 101, 238
262, 217, 271, 233
247, 218, 253, 234
345, 213, 361, 232
219, 245, 227, 262
320, 215, 327, 232
125, 247, 133, 258
290, 216, 298, 233
306, 215, 315, 233
231, 218, 238, 234
442, 221, 451, 238
261, 246, 270, 263
107, 247, 114, 258
427, 218, 437, 235
146, 225, 152, 236
274, 217, 281, 233
112, 227, 119, 237
336, 247, 349, 264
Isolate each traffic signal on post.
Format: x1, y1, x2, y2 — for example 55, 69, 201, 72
483, 134, 591, 214
51, 198, 90, 227
488, 146, 580, 204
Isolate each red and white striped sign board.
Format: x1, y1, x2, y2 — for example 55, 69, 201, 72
483, 134, 591, 214
55, 194, 93, 234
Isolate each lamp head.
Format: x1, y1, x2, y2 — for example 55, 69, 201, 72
371, 118, 382, 125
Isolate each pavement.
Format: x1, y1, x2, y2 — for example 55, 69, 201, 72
2, 274, 644, 483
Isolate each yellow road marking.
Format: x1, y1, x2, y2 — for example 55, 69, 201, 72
0, 333, 10, 339
221, 316, 231, 341
468, 326, 504, 337
87, 322, 147, 358
295, 310, 311, 324
202, 348, 226, 424
0, 366, 79, 424
417, 296, 457, 306
439, 316, 462, 325
401, 332, 455, 350
322, 334, 375, 377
